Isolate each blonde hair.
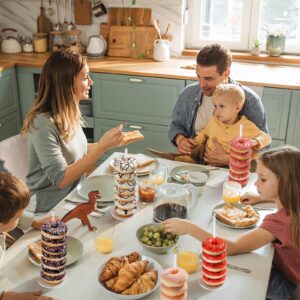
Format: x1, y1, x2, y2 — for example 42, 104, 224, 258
0, 173, 30, 224
259, 146, 300, 248
212, 84, 245, 105
22, 51, 85, 141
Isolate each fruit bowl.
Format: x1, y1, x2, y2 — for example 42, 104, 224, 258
136, 223, 178, 254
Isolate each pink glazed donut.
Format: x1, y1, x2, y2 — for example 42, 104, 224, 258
160, 267, 188, 288
160, 291, 187, 300
160, 282, 187, 297
230, 137, 252, 153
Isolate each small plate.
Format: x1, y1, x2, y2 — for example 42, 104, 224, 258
109, 155, 159, 176
28, 236, 83, 267
37, 275, 69, 289
170, 165, 210, 183
97, 255, 162, 299
110, 206, 136, 221
213, 203, 259, 229
76, 175, 114, 201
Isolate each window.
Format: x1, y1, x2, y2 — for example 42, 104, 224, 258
186, 0, 300, 53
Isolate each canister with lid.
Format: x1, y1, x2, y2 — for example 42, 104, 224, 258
49, 31, 65, 52
32, 33, 48, 53
65, 29, 84, 54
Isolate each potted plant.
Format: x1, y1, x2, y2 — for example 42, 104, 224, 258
266, 25, 286, 57
250, 38, 261, 56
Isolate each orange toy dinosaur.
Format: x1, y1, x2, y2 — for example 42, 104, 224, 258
62, 190, 101, 231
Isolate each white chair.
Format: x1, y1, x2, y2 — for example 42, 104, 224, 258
0, 134, 28, 182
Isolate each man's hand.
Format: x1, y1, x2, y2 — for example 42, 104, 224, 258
32, 216, 60, 230
2, 290, 53, 300
204, 137, 229, 166
176, 135, 198, 155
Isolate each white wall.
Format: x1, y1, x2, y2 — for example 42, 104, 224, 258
0, 0, 186, 56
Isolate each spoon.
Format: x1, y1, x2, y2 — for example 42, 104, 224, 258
153, 19, 162, 40
48, 0, 55, 16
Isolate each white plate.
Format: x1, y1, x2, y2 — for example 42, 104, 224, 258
213, 203, 260, 229
28, 236, 83, 267
109, 155, 159, 176
37, 275, 69, 289
110, 206, 136, 221
76, 175, 114, 201
199, 276, 228, 291
97, 255, 162, 299
170, 165, 210, 183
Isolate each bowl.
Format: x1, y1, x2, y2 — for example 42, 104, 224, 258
136, 223, 179, 254
97, 255, 162, 299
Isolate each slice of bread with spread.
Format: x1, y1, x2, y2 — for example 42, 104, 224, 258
123, 130, 144, 144
28, 240, 42, 261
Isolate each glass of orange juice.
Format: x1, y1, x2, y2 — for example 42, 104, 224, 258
94, 225, 115, 254
223, 180, 242, 203
149, 165, 168, 186
177, 250, 199, 274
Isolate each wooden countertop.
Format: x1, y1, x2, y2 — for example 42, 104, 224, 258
0, 52, 300, 89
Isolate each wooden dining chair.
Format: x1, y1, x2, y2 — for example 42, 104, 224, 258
0, 134, 28, 182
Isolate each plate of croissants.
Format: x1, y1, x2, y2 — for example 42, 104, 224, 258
97, 251, 162, 299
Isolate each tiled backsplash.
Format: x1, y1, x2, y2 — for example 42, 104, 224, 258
0, 0, 185, 56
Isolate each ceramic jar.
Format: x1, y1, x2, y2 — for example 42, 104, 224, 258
266, 35, 286, 57
153, 39, 170, 62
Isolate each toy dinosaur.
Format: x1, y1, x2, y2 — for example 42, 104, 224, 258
62, 190, 101, 231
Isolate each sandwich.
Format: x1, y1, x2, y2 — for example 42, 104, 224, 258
28, 241, 42, 261
123, 130, 144, 144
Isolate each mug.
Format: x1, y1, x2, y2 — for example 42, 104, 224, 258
188, 172, 208, 196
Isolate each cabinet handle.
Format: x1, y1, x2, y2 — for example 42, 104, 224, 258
128, 124, 143, 130
128, 78, 144, 83
0, 123, 2, 127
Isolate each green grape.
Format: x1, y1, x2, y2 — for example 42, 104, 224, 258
144, 231, 149, 237
148, 232, 153, 239
155, 241, 162, 247
168, 240, 174, 246
144, 237, 149, 243
167, 234, 173, 240
147, 240, 152, 246
153, 232, 160, 239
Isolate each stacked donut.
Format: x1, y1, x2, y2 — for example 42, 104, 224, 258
112, 155, 138, 217
229, 137, 252, 186
201, 237, 227, 287
40, 220, 68, 285
160, 267, 188, 300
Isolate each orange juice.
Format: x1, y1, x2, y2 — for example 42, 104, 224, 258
223, 190, 240, 203
95, 236, 114, 254
151, 174, 165, 185
177, 251, 199, 273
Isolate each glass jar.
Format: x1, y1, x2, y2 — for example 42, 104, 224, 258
49, 31, 65, 52
22, 36, 33, 52
32, 33, 47, 53
65, 29, 84, 54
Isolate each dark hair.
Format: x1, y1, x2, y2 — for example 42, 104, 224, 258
259, 146, 300, 248
0, 173, 30, 224
196, 44, 232, 75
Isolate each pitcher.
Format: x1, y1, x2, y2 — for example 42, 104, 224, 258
153, 39, 170, 62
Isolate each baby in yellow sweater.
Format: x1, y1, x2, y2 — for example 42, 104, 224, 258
194, 84, 271, 160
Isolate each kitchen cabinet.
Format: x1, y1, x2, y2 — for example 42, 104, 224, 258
92, 73, 183, 157
287, 90, 300, 148
0, 67, 21, 141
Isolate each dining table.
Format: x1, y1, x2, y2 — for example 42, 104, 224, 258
0, 152, 275, 300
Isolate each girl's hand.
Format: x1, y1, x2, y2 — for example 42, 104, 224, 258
2, 290, 53, 300
98, 126, 125, 151
240, 193, 261, 205
162, 218, 190, 235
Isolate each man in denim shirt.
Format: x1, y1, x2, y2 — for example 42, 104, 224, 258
169, 44, 268, 166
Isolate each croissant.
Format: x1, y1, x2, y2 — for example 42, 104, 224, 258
126, 251, 140, 263
113, 260, 149, 293
100, 257, 125, 281
104, 275, 118, 290
122, 269, 157, 295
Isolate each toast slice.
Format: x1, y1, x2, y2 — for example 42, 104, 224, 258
123, 130, 144, 144
214, 204, 259, 227
28, 240, 42, 261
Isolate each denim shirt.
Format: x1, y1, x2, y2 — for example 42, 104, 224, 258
168, 78, 269, 146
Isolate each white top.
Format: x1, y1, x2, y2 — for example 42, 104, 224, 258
1, 153, 275, 300
194, 95, 214, 134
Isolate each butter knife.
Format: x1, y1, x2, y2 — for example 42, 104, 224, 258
199, 254, 251, 273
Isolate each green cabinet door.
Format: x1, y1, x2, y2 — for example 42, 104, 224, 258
0, 68, 19, 120
286, 90, 300, 148
92, 73, 184, 126
94, 118, 176, 160
262, 87, 291, 141
17, 67, 41, 120
0, 111, 22, 141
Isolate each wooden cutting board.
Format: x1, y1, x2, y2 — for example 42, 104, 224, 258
74, 0, 92, 25
108, 7, 152, 26
108, 26, 157, 58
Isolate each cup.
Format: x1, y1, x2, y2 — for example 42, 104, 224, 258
138, 179, 156, 204
149, 165, 168, 186
188, 172, 208, 196
223, 180, 242, 203
177, 250, 199, 274
94, 225, 115, 254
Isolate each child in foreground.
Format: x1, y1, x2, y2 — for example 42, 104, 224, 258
0, 173, 52, 300
163, 146, 300, 299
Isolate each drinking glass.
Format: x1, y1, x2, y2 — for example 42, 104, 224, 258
94, 225, 115, 254
138, 179, 156, 204
223, 180, 242, 203
149, 165, 168, 186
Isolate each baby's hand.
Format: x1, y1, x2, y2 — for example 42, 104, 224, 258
162, 218, 189, 235
240, 193, 261, 205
